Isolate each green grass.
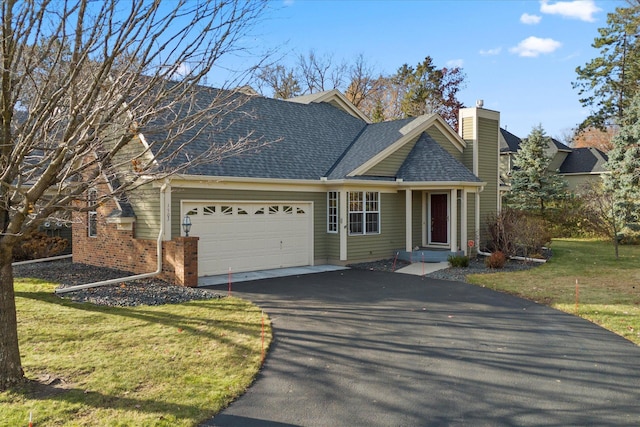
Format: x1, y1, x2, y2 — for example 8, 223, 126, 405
1, 279, 271, 426
469, 239, 640, 345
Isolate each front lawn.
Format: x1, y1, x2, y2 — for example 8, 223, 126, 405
1, 280, 271, 426
469, 239, 640, 345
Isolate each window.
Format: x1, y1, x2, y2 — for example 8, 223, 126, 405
349, 191, 379, 235
88, 188, 98, 237
327, 191, 338, 233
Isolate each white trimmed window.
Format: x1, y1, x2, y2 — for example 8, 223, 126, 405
327, 191, 338, 233
88, 188, 98, 238
349, 191, 380, 235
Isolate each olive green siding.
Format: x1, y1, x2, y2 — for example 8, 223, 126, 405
365, 139, 417, 177
169, 188, 331, 260
461, 117, 475, 172
347, 192, 405, 261
477, 117, 500, 243
467, 193, 477, 244
128, 184, 161, 240
426, 126, 462, 161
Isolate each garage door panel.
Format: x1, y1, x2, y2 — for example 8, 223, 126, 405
183, 201, 312, 276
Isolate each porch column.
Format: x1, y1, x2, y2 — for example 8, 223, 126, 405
421, 192, 427, 247
339, 191, 348, 261
405, 189, 412, 252
461, 189, 468, 255
450, 189, 457, 252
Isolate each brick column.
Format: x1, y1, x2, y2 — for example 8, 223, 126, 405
173, 236, 199, 287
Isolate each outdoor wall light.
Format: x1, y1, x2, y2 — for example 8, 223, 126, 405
182, 215, 192, 237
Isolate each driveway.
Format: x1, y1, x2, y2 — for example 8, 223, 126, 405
203, 270, 640, 426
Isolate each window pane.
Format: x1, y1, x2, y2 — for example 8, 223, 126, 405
365, 212, 379, 233
88, 212, 97, 237
349, 212, 363, 234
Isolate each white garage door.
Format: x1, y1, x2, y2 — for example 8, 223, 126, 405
182, 201, 313, 276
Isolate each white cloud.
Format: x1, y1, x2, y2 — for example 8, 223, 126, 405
540, 0, 601, 22
509, 36, 562, 57
521, 13, 542, 24
446, 59, 464, 68
479, 47, 502, 56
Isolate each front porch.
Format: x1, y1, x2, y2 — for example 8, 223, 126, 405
401, 187, 478, 256
396, 247, 464, 264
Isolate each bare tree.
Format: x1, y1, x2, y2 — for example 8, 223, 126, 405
0, 0, 268, 390
254, 64, 301, 99
344, 54, 378, 109
579, 182, 627, 258
297, 50, 346, 93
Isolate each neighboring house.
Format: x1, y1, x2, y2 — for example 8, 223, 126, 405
73, 88, 500, 286
500, 128, 608, 192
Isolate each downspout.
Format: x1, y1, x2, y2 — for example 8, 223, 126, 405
55, 181, 169, 294
476, 248, 547, 264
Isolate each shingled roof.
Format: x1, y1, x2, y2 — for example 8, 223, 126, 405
559, 147, 609, 174
500, 128, 607, 175
140, 85, 480, 183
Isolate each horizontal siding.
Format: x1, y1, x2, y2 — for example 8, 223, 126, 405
170, 188, 330, 260
426, 126, 462, 161
461, 117, 475, 172
347, 192, 405, 261
478, 117, 499, 244
128, 184, 161, 240
365, 139, 417, 177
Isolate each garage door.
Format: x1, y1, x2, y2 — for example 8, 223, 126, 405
182, 201, 313, 276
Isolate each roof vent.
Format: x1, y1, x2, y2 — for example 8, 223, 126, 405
476, 99, 484, 108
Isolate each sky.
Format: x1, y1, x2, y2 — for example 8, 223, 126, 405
234, 0, 624, 141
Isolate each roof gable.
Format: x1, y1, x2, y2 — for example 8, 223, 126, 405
287, 90, 371, 123
396, 133, 480, 183
559, 147, 609, 174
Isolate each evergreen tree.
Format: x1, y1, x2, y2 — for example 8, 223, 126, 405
573, 2, 640, 130
603, 91, 640, 231
504, 125, 568, 217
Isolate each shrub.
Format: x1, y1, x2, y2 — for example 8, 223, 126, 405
13, 232, 68, 262
447, 254, 469, 268
484, 208, 551, 258
485, 251, 507, 269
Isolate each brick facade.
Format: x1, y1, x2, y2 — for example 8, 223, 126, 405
72, 191, 200, 287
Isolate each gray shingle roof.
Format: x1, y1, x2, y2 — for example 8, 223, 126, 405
141, 84, 481, 184
397, 133, 480, 182
327, 119, 413, 179
500, 128, 521, 153
559, 147, 609, 174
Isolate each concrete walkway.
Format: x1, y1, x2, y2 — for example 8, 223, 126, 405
199, 261, 448, 287
203, 270, 640, 426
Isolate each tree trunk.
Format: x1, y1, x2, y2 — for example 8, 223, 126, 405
0, 243, 23, 390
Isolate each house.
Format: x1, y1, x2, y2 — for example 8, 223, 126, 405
500, 128, 608, 192
73, 88, 500, 286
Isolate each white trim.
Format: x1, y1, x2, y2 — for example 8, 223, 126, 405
347, 191, 381, 236
350, 115, 466, 177
450, 189, 458, 252
339, 191, 348, 261
327, 191, 339, 234
461, 189, 468, 255
421, 192, 427, 247
405, 189, 412, 252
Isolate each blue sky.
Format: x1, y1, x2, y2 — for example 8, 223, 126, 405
240, 0, 623, 140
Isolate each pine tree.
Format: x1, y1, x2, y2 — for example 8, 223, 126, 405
504, 125, 568, 217
603, 91, 640, 233
573, 2, 640, 130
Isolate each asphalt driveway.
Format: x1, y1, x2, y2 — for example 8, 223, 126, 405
203, 270, 640, 426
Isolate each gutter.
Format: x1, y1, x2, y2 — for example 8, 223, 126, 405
55, 181, 169, 294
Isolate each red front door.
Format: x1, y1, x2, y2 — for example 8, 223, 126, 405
430, 194, 448, 244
